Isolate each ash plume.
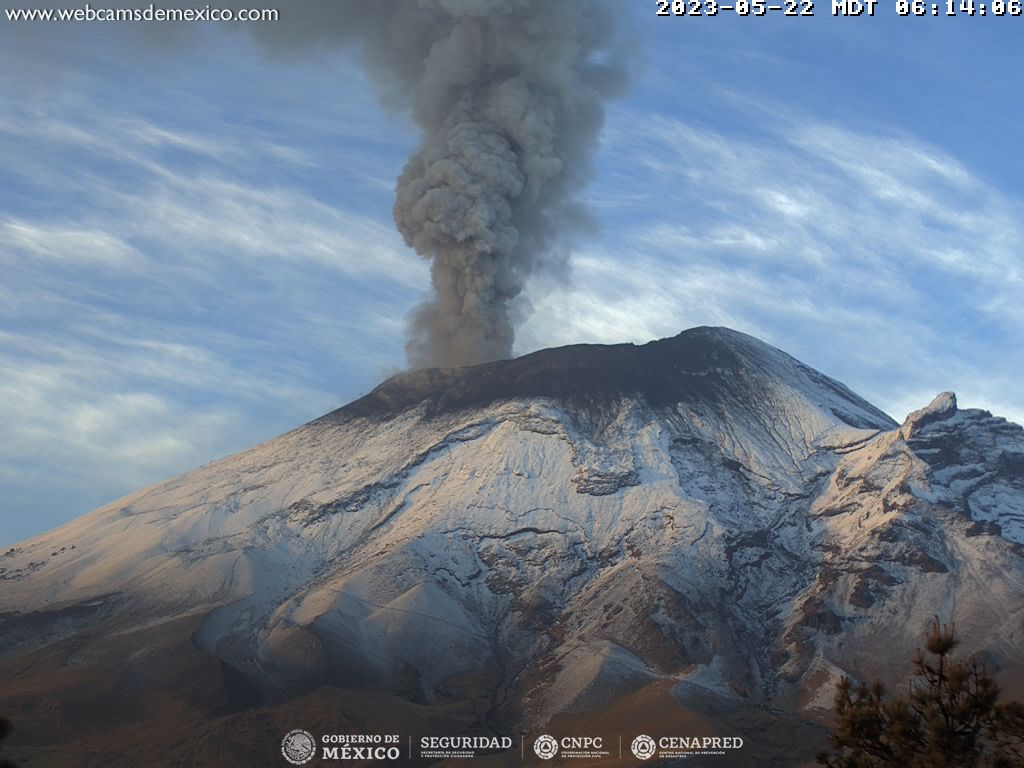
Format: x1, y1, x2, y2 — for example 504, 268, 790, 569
1, 0, 630, 369
252, 0, 629, 368
384, 1, 627, 369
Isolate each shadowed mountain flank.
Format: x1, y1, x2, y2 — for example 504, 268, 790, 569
332, 327, 896, 430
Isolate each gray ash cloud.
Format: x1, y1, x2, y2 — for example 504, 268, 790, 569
2, 0, 630, 368
250, 0, 629, 368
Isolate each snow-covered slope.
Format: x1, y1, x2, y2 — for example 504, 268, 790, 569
2, 326, 1022, 739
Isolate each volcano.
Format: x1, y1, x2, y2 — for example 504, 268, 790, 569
2, 327, 1023, 767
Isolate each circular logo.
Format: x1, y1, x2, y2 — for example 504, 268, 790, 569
534, 734, 559, 760
631, 734, 657, 760
281, 729, 316, 765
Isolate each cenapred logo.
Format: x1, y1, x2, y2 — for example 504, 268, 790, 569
534, 734, 559, 760
281, 729, 316, 765
631, 734, 657, 760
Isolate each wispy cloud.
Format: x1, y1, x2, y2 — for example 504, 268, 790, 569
0, 68, 427, 544
520, 106, 1024, 426
1, 218, 142, 267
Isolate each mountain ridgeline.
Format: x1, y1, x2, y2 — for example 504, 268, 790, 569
1, 327, 1022, 767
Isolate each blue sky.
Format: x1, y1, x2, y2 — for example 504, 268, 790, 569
1, 5, 1021, 545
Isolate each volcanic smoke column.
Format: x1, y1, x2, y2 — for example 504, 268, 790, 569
0, 0, 626, 369
389, 0, 626, 369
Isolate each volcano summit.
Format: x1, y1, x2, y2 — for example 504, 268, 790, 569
2, 327, 1023, 766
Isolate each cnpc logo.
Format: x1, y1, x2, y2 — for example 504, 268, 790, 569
533, 734, 605, 760
533, 735, 559, 760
